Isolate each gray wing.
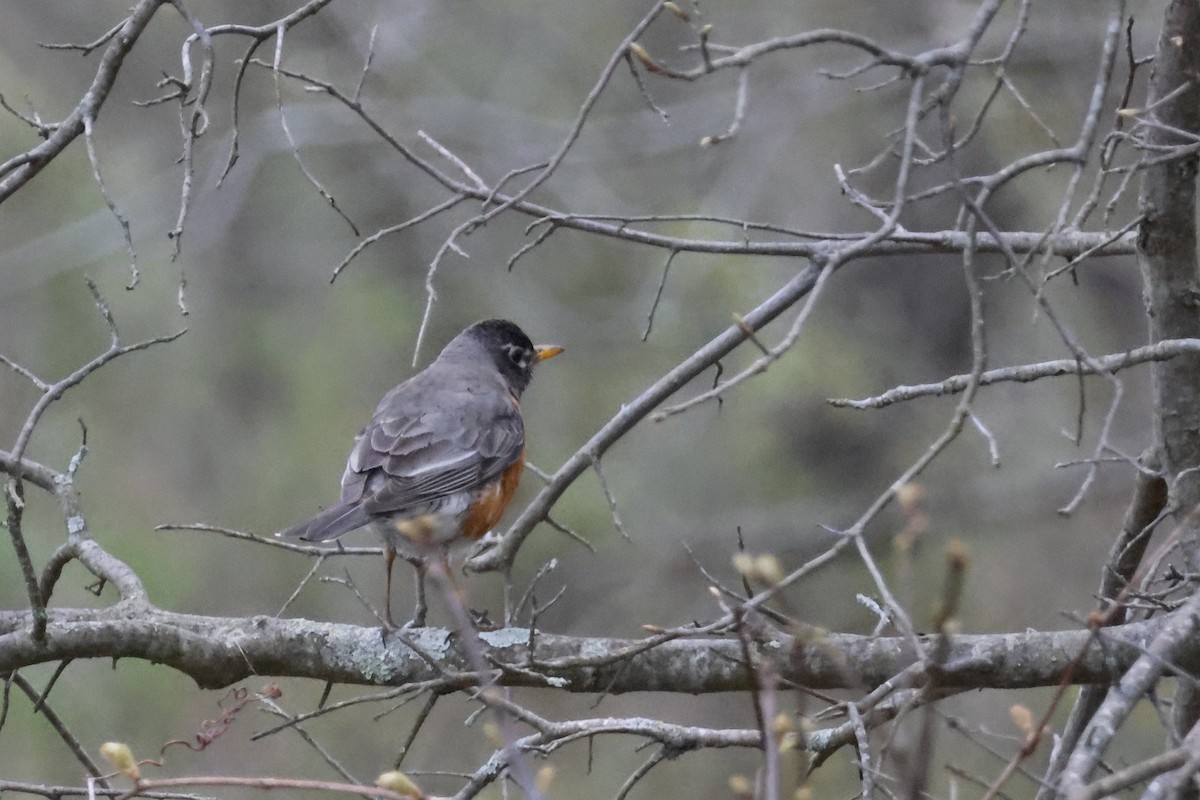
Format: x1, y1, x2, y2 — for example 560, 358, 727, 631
340, 377, 524, 516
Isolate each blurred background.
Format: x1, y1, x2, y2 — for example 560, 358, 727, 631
0, 1, 1168, 797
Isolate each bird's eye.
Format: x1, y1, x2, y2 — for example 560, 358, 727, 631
501, 343, 529, 369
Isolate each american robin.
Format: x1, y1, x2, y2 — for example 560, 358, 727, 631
278, 319, 563, 627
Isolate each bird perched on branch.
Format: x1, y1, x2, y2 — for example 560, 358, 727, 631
278, 319, 563, 627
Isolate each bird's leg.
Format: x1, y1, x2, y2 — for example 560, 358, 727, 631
392, 517, 437, 627
382, 545, 427, 634
383, 543, 397, 629
408, 555, 428, 628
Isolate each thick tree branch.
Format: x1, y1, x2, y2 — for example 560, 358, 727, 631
1138, 0, 1200, 547
0, 606, 1177, 695
1132, 0, 1200, 780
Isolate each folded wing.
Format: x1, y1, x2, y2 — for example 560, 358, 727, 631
342, 383, 525, 517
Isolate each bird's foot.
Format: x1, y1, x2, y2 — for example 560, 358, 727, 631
469, 608, 501, 631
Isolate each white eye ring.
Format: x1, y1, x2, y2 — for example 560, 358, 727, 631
502, 343, 530, 369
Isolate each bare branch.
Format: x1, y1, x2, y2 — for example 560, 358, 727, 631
81, 113, 138, 288
830, 339, 1200, 409
10, 673, 109, 786
265, 32, 360, 236
0, 0, 168, 203
38, 18, 128, 55
468, 264, 823, 573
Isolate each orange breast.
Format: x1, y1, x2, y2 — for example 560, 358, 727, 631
460, 452, 525, 539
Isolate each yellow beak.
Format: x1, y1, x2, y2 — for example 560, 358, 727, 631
534, 344, 564, 362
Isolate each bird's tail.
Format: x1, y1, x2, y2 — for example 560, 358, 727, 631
276, 502, 371, 542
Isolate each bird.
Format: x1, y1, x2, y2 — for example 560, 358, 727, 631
278, 319, 563, 627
